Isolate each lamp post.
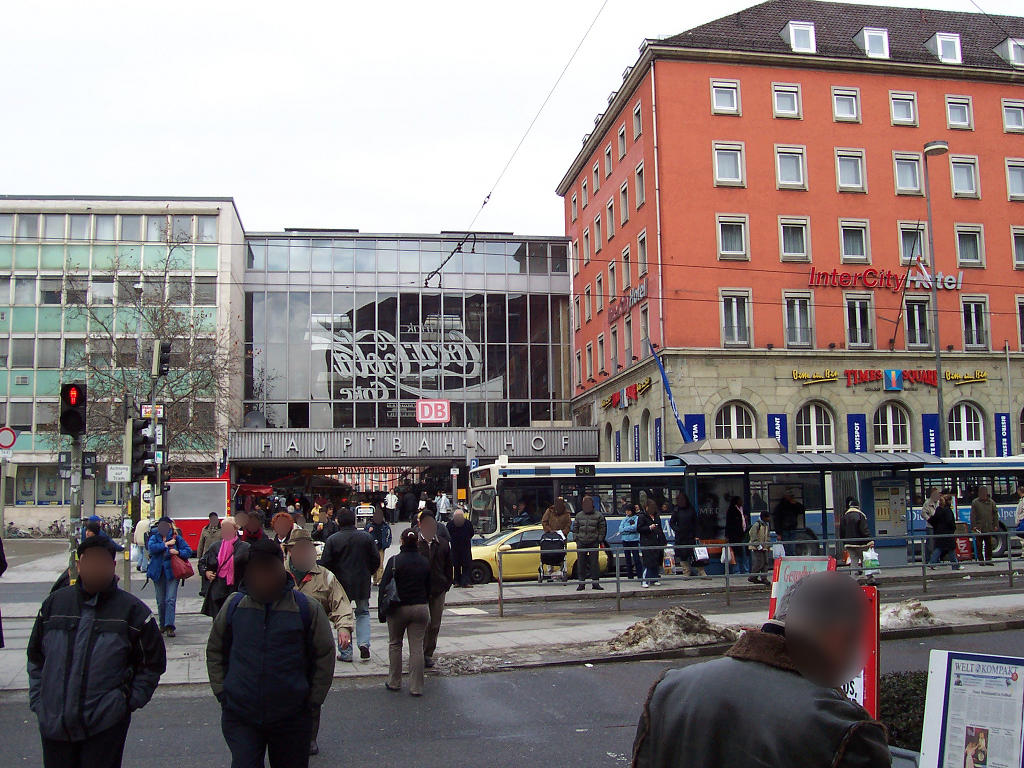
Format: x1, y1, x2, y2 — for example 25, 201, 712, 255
923, 140, 949, 456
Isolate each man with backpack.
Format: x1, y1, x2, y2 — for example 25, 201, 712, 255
840, 500, 872, 582
207, 538, 336, 768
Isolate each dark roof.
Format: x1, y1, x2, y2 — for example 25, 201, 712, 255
662, 0, 1024, 71
665, 451, 942, 472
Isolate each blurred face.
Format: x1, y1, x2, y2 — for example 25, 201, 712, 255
220, 521, 238, 540
979, 487, 990, 501
78, 547, 116, 594
273, 517, 293, 538
289, 540, 317, 571
235, 512, 249, 528
419, 516, 437, 540
792, 622, 862, 689
246, 557, 285, 602
929, 488, 940, 501
209, 515, 219, 527
373, 508, 383, 523
157, 521, 172, 538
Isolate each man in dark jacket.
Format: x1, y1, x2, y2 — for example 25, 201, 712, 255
207, 538, 336, 768
417, 511, 453, 668
401, 489, 419, 522
572, 495, 607, 591
840, 502, 873, 580
446, 509, 475, 587
312, 503, 339, 544
669, 493, 703, 577
773, 488, 804, 555
28, 536, 166, 768
319, 507, 380, 661
632, 571, 889, 768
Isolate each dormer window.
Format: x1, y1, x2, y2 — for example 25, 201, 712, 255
782, 21, 816, 53
995, 38, 1024, 67
929, 32, 962, 64
857, 27, 889, 59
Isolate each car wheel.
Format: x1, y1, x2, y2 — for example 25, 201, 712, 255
992, 523, 1008, 558
469, 561, 492, 585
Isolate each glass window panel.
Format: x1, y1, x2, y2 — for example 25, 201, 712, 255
10, 338, 34, 366
168, 276, 191, 303
289, 240, 310, 271
528, 243, 548, 274
775, 90, 798, 113
550, 243, 568, 273
716, 149, 741, 180
197, 215, 217, 243
267, 241, 288, 271
39, 278, 62, 305
839, 156, 863, 186
14, 277, 35, 304
0, 214, 11, 239
720, 223, 744, 253
194, 276, 216, 305
952, 162, 976, 193
16, 214, 38, 239
896, 159, 919, 190
146, 215, 166, 242
171, 215, 192, 241
94, 215, 115, 241
508, 242, 528, 274
70, 215, 90, 241
120, 215, 142, 241
957, 232, 980, 263
397, 241, 418, 273
44, 214, 65, 240
37, 338, 59, 368
354, 241, 376, 271
778, 153, 803, 183
892, 98, 914, 122
310, 241, 331, 271
782, 224, 805, 255
64, 338, 86, 368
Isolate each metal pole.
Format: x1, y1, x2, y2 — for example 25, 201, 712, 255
724, 552, 731, 607
920, 535, 928, 593
1008, 533, 1014, 589
615, 547, 621, 613
923, 152, 946, 456
497, 549, 504, 618
67, 435, 83, 584
0, 458, 6, 536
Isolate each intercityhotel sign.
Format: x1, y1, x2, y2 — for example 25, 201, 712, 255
229, 428, 599, 462
807, 264, 964, 293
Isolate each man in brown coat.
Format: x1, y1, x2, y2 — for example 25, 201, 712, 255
970, 485, 1000, 564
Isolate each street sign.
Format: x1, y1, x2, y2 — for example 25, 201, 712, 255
415, 399, 451, 424
107, 464, 131, 483
155, 424, 165, 447
155, 450, 164, 465
0, 426, 17, 450
141, 404, 165, 419
449, 467, 459, 477
83, 452, 96, 479
0, 449, 11, 460
142, 488, 152, 504
58, 450, 71, 480
469, 457, 479, 470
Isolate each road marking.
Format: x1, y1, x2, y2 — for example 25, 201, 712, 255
447, 607, 489, 616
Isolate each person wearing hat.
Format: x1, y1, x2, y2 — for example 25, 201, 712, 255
207, 537, 336, 768
28, 535, 167, 768
146, 516, 193, 638
284, 527, 353, 755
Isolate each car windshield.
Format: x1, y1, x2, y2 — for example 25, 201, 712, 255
479, 529, 521, 545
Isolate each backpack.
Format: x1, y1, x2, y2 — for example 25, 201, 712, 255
222, 589, 315, 677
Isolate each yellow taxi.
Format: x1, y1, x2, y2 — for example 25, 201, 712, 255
468, 525, 608, 584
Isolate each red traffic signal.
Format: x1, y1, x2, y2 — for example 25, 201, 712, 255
59, 382, 87, 437
66, 384, 83, 406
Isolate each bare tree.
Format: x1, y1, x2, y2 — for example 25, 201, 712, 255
44, 226, 240, 474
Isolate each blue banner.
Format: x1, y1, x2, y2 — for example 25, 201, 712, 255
921, 413, 940, 456
614, 430, 621, 461
996, 413, 1011, 457
633, 424, 641, 461
767, 413, 788, 450
649, 339, 688, 442
683, 414, 706, 443
847, 414, 867, 453
654, 417, 663, 461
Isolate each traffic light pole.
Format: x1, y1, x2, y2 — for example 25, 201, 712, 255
66, 434, 83, 583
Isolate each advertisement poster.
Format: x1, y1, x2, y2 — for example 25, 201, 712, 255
921, 651, 1024, 768
768, 556, 836, 618
767, 413, 788, 450
654, 417, 663, 461
838, 586, 880, 718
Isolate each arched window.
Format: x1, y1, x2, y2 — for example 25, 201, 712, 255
640, 409, 652, 461
948, 402, 985, 458
873, 402, 911, 453
715, 401, 755, 440
795, 403, 834, 453
603, 423, 614, 461
621, 416, 631, 460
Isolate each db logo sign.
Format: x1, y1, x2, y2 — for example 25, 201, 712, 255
415, 399, 451, 424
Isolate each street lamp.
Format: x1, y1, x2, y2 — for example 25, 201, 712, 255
923, 140, 949, 456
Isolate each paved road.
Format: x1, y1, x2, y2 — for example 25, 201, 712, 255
2, 631, 1020, 767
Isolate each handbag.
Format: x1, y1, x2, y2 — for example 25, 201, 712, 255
170, 553, 194, 581
692, 546, 710, 565
720, 546, 736, 566
377, 559, 400, 624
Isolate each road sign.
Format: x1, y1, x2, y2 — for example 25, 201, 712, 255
142, 488, 152, 504
449, 467, 459, 477
141, 404, 165, 419
107, 464, 131, 483
58, 451, 71, 480
0, 426, 17, 450
0, 449, 11, 460
83, 452, 96, 479
469, 457, 479, 470
415, 399, 451, 424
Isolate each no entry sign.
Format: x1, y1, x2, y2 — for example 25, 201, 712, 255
0, 426, 17, 450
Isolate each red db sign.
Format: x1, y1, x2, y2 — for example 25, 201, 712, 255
416, 399, 451, 424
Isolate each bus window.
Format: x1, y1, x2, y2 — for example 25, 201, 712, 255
470, 487, 496, 534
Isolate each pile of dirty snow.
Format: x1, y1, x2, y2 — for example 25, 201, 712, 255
608, 606, 738, 653
881, 600, 937, 629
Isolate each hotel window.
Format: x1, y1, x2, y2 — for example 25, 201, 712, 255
721, 291, 751, 347
608, 262, 616, 295
932, 32, 962, 65
584, 286, 592, 321
624, 315, 633, 362
898, 222, 927, 265
637, 231, 648, 274
571, 194, 577, 222
955, 225, 984, 267
640, 306, 650, 347
593, 164, 600, 193
571, 240, 579, 274
948, 403, 985, 458
635, 163, 645, 206
845, 294, 873, 348
713, 142, 745, 187
1013, 227, 1024, 268
782, 21, 816, 53
772, 83, 802, 118
905, 298, 931, 348
860, 27, 889, 59
950, 156, 980, 198
582, 180, 588, 207
606, 200, 615, 239
604, 145, 613, 177
1007, 159, 1024, 200
894, 152, 923, 194
1004, 100, 1024, 133
573, 297, 581, 330
795, 403, 835, 453
575, 352, 582, 386
619, 184, 628, 224
775, 145, 807, 190
839, 219, 870, 263
597, 334, 606, 372
585, 343, 593, 379
594, 217, 603, 252
874, 403, 911, 453
617, 125, 626, 159
717, 214, 749, 260
832, 87, 861, 122
610, 325, 619, 370
946, 96, 973, 129
890, 91, 918, 126
633, 102, 642, 138
962, 298, 989, 350
836, 149, 866, 192
715, 401, 755, 440
784, 292, 813, 347
596, 273, 604, 311
710, 79, 741, 115
622, 246, 631, 287
779, 216, 810, 262
583, 229, 591, 264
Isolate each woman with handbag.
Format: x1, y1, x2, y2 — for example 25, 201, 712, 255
146, 515, 193, 637
638, 500, 666, 587
199, 517, 249, 618
379, 529, 431, 696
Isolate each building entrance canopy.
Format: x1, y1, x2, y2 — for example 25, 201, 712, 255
229, 428, 598, 464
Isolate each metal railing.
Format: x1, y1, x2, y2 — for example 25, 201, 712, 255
492, 530, 1021, 617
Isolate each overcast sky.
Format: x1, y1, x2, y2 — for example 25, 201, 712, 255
0, 0, 1018, 237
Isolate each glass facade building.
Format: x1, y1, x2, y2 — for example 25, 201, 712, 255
243, 232, 572, 430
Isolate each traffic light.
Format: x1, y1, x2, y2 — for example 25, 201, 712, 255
59, 382, 87, 437
124, 418, 154, 482
151, 340, 171, 378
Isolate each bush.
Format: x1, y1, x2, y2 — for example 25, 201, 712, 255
878, 671, 927, 750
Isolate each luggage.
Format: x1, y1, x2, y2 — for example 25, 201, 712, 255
540, 532, 567, 566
